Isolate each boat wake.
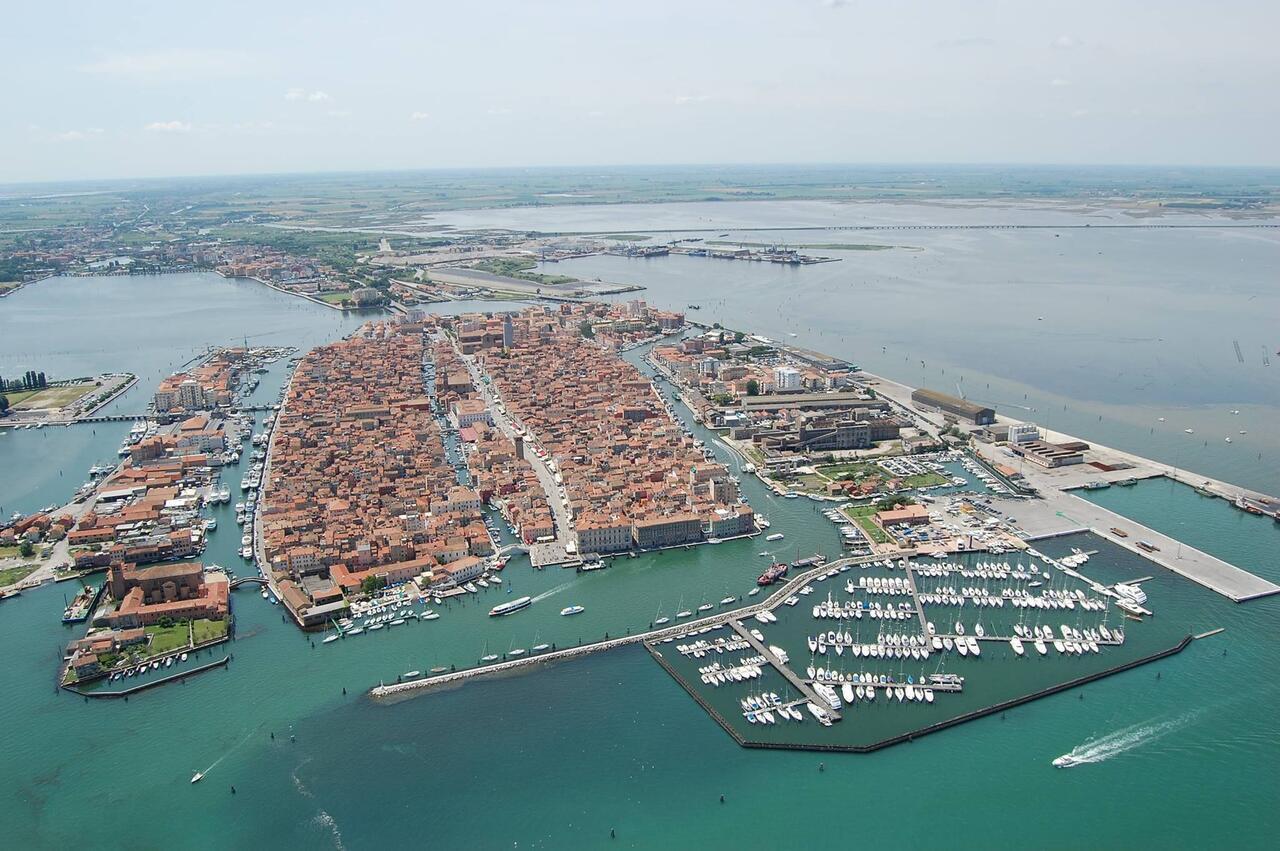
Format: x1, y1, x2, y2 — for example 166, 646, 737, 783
193, 725, 261, 781
1054, 709, 1201, 768
531, 582, 573, 603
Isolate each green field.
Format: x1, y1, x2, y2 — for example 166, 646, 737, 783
192, 618, 229, 645
470, 257, 578, 286
9, 382, 96, 410
817, 460, 947, 491
144, 623, 191, 656
0, 563, 41, 587
318, 291, 354, 304
842, 505, 892, 544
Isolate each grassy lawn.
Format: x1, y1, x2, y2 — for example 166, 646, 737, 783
0, 563, 40, 587
903, 471, 948, 488
192, 618, 229, 645
790, 473, 828, 493
842, 505, 892, 544
818, 460, 877, 478
470, 257, 578, 286
144, 623, 191, 656
601, 233, 652, 241
318, 291, 354, 304
0, 545, 25, 559
10, 382, 97, 410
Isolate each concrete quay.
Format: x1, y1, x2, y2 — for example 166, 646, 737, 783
848, 368, 1279, 603
369, 555, 872, 701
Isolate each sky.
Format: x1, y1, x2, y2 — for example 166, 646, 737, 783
4, 0, 1278, 182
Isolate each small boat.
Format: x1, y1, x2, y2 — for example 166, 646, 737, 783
766, 533, 785, 542
403, 670, 421, 679
1053, 754, 1082, 768
480, 654, 499, 662
191, 771, 204, 784
323, 635, 339, 644
560, 605, 585, 616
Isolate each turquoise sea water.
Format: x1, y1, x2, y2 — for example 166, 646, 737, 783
1, 235, 1278, 849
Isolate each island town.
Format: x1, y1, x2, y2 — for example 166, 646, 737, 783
3, 297, 1276, 751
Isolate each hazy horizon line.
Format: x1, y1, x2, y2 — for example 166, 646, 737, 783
4, 160, 1280, 194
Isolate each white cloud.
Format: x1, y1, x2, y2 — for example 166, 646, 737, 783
822, 0, 850, 8
286, 88, 331, 103
1071, 108, 1090, 118
410, 111, 431, 120
53, 128, 104, 142
1053, 35, 1082, 50
145, 120, 192, 133
326, 109, 351, 118
78, 48, 250, 77
1050, 78, 1071, 87
675, 94, 712, 105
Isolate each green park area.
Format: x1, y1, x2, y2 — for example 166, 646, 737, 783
816, 460, 947, 490
8, 382, 96, 410
471, 257, 578, 286
192, 618, 229, 645
0, 563, 41, 587
842, 504, 892, 544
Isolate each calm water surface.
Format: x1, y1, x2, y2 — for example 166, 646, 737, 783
1, 238, 1277, 848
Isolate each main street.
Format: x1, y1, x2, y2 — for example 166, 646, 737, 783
453, 339, 578, 566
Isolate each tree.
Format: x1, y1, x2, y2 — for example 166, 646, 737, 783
37, 372, 47, 388
19, 540, 35, 558
578, 321, 595, 339
745, 379, 760, 396
734, 331, 745, 343
0, 394, 8, 414
360, 575, 386, 595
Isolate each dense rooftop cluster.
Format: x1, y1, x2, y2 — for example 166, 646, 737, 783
260, 322, 492, 625
478, 306, 753, 549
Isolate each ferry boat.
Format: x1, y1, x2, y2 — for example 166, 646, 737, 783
560, 605, 585, 616
489, 596, 532, 617
765, 533, 785, 542
577, 559, 606, 572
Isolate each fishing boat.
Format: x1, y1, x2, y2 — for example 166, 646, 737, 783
560, 605, 585, 616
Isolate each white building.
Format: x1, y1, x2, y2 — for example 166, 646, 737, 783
1008, 422, 1040, 445
773, 366, 802, 391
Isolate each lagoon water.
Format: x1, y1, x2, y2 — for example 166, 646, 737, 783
1, 214, 1279, 849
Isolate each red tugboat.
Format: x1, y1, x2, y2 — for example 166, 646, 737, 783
757, 562, 789, 586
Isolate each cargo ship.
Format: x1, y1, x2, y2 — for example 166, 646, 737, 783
489, 596, 532, 617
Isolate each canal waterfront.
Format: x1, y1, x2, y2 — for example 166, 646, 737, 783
1, 268, 1278, 848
